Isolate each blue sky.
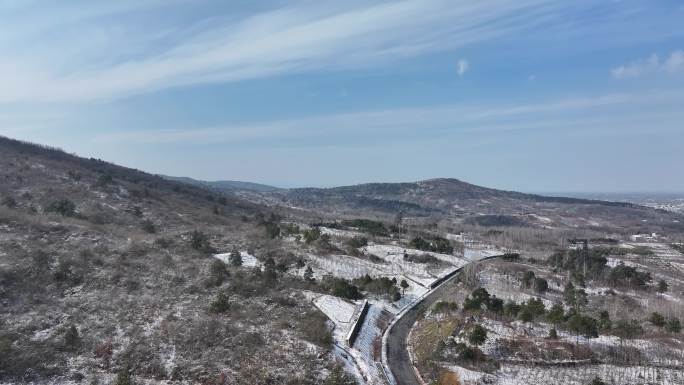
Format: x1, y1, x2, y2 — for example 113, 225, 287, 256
1, 0, 683, 192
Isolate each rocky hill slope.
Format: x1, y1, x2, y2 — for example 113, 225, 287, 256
0, 136, 342, 384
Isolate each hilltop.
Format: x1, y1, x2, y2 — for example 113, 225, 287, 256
230, 178, 683, 235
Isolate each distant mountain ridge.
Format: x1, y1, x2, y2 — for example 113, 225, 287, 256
231, 177, 681, 233
166, 176, 634, 207
264, 178, 638, 215
162, 174, 681, 233
286, 178, 636, 206
162, 175, 282, 193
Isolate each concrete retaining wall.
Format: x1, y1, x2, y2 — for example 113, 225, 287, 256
346, 299, 370, 347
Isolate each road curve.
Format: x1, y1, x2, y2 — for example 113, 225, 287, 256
384, 256, 501, 385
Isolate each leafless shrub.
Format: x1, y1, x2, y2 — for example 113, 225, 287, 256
94, 339, 114, 361
271, 295, 297, 307
126, 242, 148, 258
86, 208, 116, 225
1, 195, 17, 208
459, 262, 482, 289
154, 237, 173, 249
299, 311, 333, 348
140, 219, 156, 234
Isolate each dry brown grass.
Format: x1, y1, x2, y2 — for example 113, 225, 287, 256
436, 370, 461, 385
411, 317, 460, 368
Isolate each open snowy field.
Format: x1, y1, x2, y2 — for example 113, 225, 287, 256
495, 364, 684, 385
308, 248, 461, 288
312, 294, 358, 338
319, 226, 367, 239
446, 363, 684, 385
464, 246, 503, 261
308, 254, 393, 279
363, 244, 468, 269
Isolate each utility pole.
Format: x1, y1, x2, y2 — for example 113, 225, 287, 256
583, 239, 588, 278
568, 238, 589, 280
394, 210, 404, 234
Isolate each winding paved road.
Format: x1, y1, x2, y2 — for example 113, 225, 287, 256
384, 256, 501, 385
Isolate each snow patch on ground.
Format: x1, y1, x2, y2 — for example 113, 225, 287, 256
495, 363, 683, 385
464, 246, 502, 261
333, 343, 365, 384
31, 327, 57, 342
582, 285, 618, 296
657, 291, 682, 302
213, 251, 261, 268
363, 244, 468, 270
530, 214, 553, 223
320, 226, 365, 238
313, 295, 358, 335
483, 286, 555, 308
308, 254, 391, 280
448, 357, 684, 385
142, 314, 165, 337
385, 275, 430, 311
446, 233, 464, 242
346, 304, 387, 385
160, 343, 176, 377
307, 248, 461, 289
445, 365, 488, 384
606, 257, 638, 268
307, 291, 386, 384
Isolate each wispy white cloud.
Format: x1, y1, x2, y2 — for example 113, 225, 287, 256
611, 50, 684, 79
2, 0, 681, 103
0, 0, 637, 103
457, 59, 469, 76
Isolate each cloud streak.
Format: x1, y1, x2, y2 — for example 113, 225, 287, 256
611, 50, 684, 79
0, 0, 642, 103
91, 89, 684, 147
